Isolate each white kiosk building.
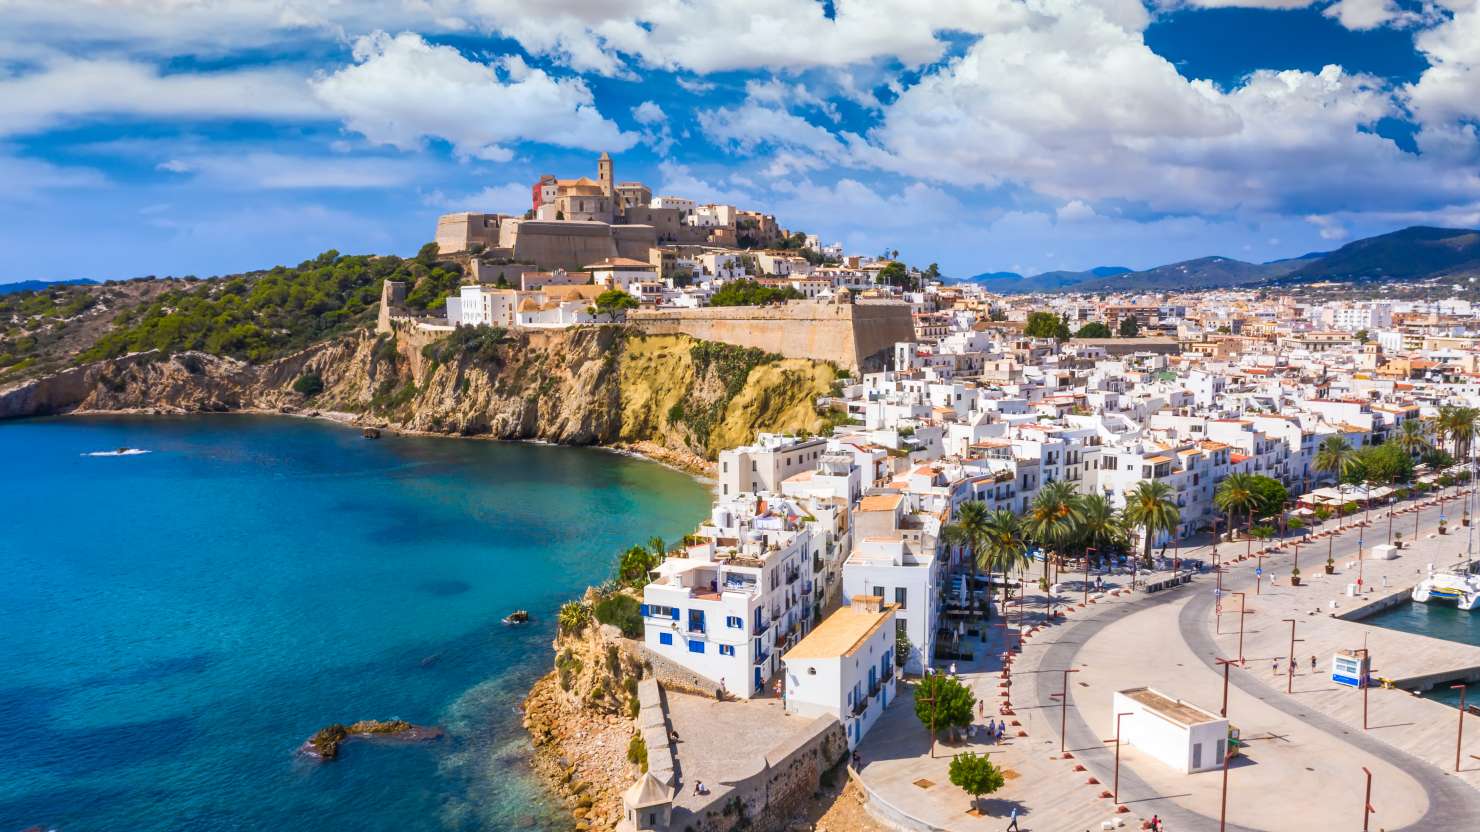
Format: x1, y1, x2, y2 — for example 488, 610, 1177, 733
1112, 687, 1229, 774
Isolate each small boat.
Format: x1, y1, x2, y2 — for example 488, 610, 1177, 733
502, 610, 531, 625
1412, 568, 1480, 610
362, 427, 382, 439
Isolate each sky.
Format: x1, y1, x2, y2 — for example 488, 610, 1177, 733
1, 0, 1478, 284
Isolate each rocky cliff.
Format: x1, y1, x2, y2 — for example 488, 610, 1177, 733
0, 325, 841, 470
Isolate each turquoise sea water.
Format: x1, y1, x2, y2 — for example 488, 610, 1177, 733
1365, 595, 1480, 708
0, 416, 710, 832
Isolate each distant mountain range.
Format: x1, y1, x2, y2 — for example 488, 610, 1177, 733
0, 278, 98, 295
959, 226, 1480, 294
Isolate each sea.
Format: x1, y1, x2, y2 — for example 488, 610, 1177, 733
1365, 594, 1480, 708
0, 415, 712, 832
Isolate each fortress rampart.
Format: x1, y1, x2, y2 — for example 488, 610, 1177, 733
629, 299, 914, 371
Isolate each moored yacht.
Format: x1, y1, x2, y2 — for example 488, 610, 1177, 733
1412, 568, 1480, 610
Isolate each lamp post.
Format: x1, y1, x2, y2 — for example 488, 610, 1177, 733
1282, 618, 1301, 694
1219, 741, 1233, 832
1113, 710, 1133, 804
1215, 657, 1237, 717
1084, 546, 1095, 606
1387, 495, 1396, 545
1358, 647, 1371, 730
1058, 668, 1080, 754
1233, 591, 1248, 665
1362, 766, 1374, 832
1454, 683, 1468, 773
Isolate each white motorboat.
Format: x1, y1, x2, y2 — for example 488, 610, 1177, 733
1412, 569, 1480, 610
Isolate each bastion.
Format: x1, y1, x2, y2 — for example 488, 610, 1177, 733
628, 299, 915, 372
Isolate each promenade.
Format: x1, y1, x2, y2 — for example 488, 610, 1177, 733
854, 485, 1480, 831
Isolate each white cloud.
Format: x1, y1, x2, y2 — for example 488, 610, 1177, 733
163, 152, 431, 189
632, 101, 666, 125
1057, 200, 1097, 222
0, 152, 106, 199
0, 56, 322, 137
311, 31, 636, 161
675, 77, 716, 94
1305, 214, 1350, 240
425, 182, 533, 214
1405, 0, 1480, 134
1323, 0, 1406, 30
631, 101, 674, 155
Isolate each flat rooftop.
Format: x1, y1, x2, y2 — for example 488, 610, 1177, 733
1122, 687, 1221, 728
784, 601, 896, 661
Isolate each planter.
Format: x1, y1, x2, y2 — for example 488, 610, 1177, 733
1440, 525, 1449, 535
1324, 563, 1336, 575
1290, 575, 1302, 586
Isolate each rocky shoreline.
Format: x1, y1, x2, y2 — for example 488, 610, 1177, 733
522, 672, 636, 831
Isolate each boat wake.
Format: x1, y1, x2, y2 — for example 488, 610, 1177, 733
83, 448, 151, 457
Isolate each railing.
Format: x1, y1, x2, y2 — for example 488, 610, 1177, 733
753, 618, 771, 636
813, 555, 825, 572
882, 666, 895, 684
754, 648, 771, 665
801, 580, 813, 596
869, 681, 881, 698
851, 698, 868, 717
785, 567, 801, 585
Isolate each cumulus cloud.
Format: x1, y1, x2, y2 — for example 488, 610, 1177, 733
631, 100, 675, 155
0, 56, 322, 137
0, 152, 106, 199
161, 152, 432, 189
424, 182, 533, 214
311, 31, 636, 161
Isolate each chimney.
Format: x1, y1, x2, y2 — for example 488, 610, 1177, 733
851, 595, 884, 614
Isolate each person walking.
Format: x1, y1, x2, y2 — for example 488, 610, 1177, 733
1151, 813, 1161, 830
1272, 658, 1279, 677
1311, 654, 1317, 672
1006, 805, 1020, 831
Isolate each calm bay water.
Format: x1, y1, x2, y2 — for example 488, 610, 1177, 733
0, 415, 710, 832
1365, 596, 1480, 708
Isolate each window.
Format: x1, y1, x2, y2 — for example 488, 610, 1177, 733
895, 587, 908, 609
872, 585, 885, 599
688, 639, 705, 654
726, 615, 743, 629
659, 632, 673, 646
647, 604, 676, 619
719, 644, 735, 656
807, 667, 817, 675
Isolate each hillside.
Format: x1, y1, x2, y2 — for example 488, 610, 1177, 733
964, 225, 1479, 294
1280, 226, 1480, 282
0, 278, 98, 296
0, 251, 843, 471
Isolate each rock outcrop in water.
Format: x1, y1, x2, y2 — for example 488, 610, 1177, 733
0, 326, 842, 471
300, 720, 443, 761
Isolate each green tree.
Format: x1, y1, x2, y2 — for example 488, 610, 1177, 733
978, 508, 1031, 633
292, 371, 324, 397
1214, 472, 1258, 541
617, 545, 659, 588
877, 261, 911, 289
1315, 436, 1360, 524
942, 500, 992, 591
594, 289, 639, 317
1394, 419, 1431, 459
1247, 474, 1289, 519
949, 752, 1005, 814
914, 673, 976, 740
1073, 493, 1124, 560
558, 600, 592, 635
1024, 311, 1070, 340
1074, 322, 1112, 339
1022, 481, 1083, 586
1122, 480, 1180, 566
1117, 316, 1140, 337
924, 263, 942, 282
708, 279, 803, 306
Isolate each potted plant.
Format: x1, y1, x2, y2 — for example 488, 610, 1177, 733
1464, 512, 1472, 528
1325, 554, 1336, 575
1440, 519, 1449, 535
1290, 566, 1302, 586
1394, 531, 1404, 550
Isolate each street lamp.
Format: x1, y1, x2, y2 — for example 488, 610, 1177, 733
1219, 741, 1233, 832
1056, 668, 1081, 754
1453, 683, 1468, 773
1084, 546, 1095, 606
1215, 657, 1237, 717
1232, 591, 1248, 665
1362, 766, 1374, 832
1282, 618, 1302, 695
1113, 710, 1133, 803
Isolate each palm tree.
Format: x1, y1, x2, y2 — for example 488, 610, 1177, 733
977, 509, 1029, 643
1214, 472, 1258, 547
1122, 480, 1180, 568
1315, 436, 1360, 528
1022, 480, 1084, 588
1074, 494, 1123, 567
1394, 418, 1430, 460
942, 500, 992, 608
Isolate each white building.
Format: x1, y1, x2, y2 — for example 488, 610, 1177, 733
782, 595, 898, 749
842, 494, 940, 674
589, 257, 660, 292
718, 434, 829, 498
1112, 687, 1229, 774
641, 495, 815, 698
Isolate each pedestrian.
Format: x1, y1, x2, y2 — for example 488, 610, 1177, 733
1272, 658, 1279, 676
1151, 813, 1161, 830
950, 661, 958, 676
1311, 654, 1317, 672
979, 699, 986, 719
1006, 805, 1020, 831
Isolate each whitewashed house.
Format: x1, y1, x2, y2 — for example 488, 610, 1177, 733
782, 595, 898, 749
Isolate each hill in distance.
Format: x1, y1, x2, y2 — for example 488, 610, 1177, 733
0, 278, 97, 296
966, 226, 1479, 294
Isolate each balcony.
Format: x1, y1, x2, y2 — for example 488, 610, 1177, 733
869, 681, 881, 698
801, 580, 814, 596
754, 648, 771, 666
785, 567, 801, 585
753, 617, 771, 636
851, 698, 868, 717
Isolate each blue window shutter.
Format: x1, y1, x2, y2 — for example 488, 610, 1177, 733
640, 604, 649, 618
671, 608, 680, 620
688, 639, 705, 654
659, 632, 673, 646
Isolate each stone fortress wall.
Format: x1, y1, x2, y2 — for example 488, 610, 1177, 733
629, 299, 916, 372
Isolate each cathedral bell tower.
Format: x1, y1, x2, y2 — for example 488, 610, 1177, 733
598, 151, 613, 198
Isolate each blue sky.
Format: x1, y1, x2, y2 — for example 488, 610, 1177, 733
1, 0, 1477, 284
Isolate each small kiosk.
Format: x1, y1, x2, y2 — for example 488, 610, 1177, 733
1113, 687, 1230, 774
1331, 649, 1370, 687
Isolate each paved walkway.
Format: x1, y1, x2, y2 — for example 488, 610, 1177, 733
854, 485, 1480, 832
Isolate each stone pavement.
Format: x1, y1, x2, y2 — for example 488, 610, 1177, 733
853, 485, 1480, 832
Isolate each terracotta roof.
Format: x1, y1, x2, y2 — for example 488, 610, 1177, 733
783, 601, 896, 661
859, 493, 904, 512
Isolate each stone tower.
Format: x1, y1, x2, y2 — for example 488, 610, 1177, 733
598, 151, 613, 198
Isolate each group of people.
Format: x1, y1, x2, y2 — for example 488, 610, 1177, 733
1271, 655, 1322, 676
976, 718, 1008, 743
